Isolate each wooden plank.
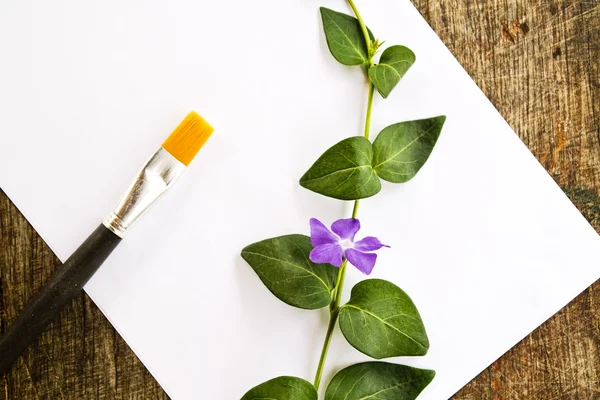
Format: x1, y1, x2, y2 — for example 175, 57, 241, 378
0, 193, 168, 399
1, 0, 599, 398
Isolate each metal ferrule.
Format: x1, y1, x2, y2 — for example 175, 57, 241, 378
103, 147, 186, 238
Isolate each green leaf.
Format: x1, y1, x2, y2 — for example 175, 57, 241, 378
320, 7, 374, 66
339, 279, 430, 359
241, 235, 338, 310
325, 362, 435, 400
372, 116, 446, 183
299, 137, 381, 200
369, 45, 416, 98
241, 376, 317, 400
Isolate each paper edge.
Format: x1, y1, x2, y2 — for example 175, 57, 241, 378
1, 0, 599, 397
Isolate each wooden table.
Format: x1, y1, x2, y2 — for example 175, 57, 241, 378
1, 0, 599, 398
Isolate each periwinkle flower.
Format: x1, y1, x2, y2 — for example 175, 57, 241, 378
309, 218, 389, 275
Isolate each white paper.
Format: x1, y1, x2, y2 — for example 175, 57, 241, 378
0, 0, 598, 398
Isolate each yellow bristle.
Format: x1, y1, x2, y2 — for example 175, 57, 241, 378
162, 111, 214, 166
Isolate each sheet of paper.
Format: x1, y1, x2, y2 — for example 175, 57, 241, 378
0, 0, 598, 398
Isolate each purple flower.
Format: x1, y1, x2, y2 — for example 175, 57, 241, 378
309, 218, 389, 275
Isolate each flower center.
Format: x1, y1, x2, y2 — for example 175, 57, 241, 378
339, 238, 354, 250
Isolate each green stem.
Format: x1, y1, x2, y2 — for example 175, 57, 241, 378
347, 0, 371, 51
313, 261, 347, 389
364, 82, 375, 139
312, 67, 375, 394
313, 1, 375, 391
351, 200, 360, 219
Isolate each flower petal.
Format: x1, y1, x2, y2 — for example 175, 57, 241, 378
310, 243, 344, 267
331, 218, 361, 241
353, 236, 390, 252
310, 218, 339, 246
345, 248, 377, 275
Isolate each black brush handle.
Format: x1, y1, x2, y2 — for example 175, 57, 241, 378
0, 224, 121, 375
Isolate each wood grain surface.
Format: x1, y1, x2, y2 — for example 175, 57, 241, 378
1, 0, 599, 398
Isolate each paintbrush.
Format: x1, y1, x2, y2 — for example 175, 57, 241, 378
0, 111, 213, 375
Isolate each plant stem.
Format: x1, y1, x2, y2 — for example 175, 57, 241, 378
364, 82, 375, 139
347, 0, 371, 50
312, 68, 375, 393
313, 260, 347, 389
350, 82, 373, 222
351, 200, 360, 219
313, 1, 375, 391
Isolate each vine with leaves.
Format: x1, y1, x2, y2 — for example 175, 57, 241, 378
240, 1, 445, 399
